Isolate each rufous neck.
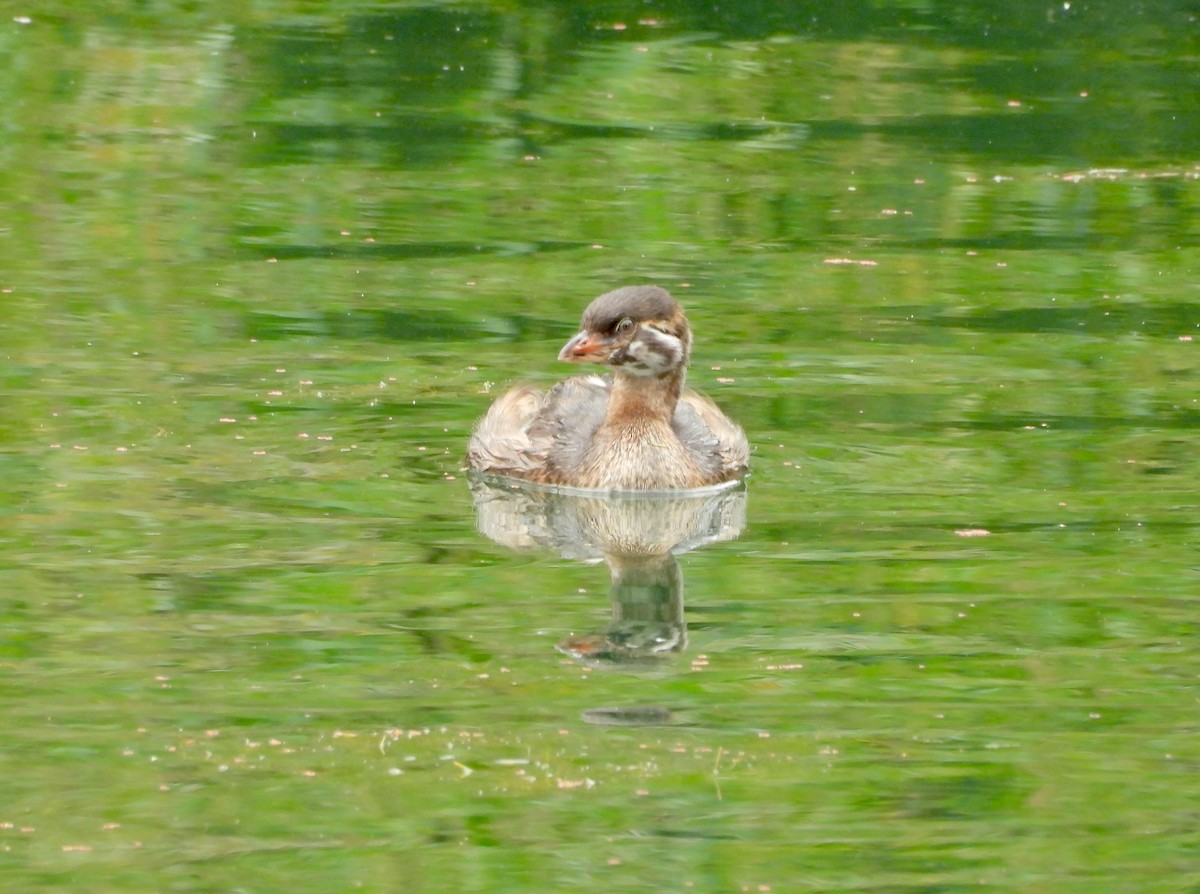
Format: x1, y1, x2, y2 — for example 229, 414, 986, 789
606, 368, 685, 426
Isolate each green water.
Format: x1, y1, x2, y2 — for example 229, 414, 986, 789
3, 3, 1199, 892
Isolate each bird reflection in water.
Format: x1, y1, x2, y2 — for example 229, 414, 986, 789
469, 476, 746, 669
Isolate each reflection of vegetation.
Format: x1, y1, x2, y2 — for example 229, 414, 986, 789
215, 3, 1200, 271
10, 2, 1189, 289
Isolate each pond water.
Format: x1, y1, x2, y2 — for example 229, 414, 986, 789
3, 3, 1199, 892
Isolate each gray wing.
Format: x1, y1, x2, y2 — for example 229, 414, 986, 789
468, 376, 611, 480
674, 389, 750, 480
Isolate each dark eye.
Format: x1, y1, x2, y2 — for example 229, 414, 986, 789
615, 318, 634, 334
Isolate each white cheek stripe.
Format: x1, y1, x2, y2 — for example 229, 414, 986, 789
627, 332, 684, 374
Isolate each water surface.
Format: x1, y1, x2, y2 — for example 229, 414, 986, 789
2, 3, 1198, 892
